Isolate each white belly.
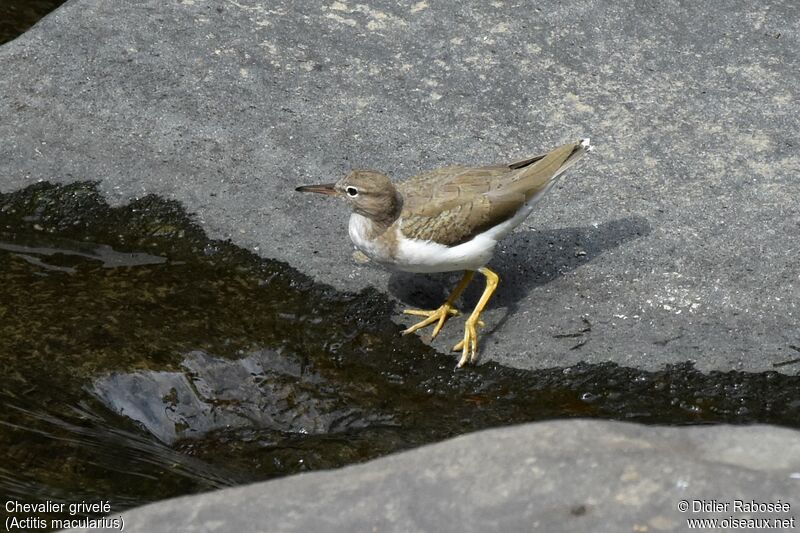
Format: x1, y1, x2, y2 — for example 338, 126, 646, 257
394, 232, 497, 273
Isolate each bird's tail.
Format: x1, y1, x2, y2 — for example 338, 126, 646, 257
551, 138, 594, 178
507, 138, 594, 199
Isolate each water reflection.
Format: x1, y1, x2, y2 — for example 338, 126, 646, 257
93, 349, 394, 444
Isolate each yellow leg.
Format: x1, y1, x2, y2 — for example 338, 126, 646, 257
402, 271, 474, 339
453, 267, 499, 367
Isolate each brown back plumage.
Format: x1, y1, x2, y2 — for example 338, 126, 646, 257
398, 140, 587, 246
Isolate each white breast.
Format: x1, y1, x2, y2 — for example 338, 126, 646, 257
348, 213, 392, 263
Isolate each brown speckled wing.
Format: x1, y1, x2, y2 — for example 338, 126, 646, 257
397, 166, 527, 246
395, 143, 582, 246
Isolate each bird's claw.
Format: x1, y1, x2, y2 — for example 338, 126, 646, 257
453, 318, 482, 367
402, 304, 459, 339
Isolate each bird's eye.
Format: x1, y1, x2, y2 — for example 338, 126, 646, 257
346, 186, 359, 197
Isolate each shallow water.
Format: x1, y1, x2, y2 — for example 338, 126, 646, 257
1, 182, 799, 528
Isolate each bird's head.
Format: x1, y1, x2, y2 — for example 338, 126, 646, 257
296, 170, 402, 223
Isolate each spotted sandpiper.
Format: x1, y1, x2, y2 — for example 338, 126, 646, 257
296, 138, 593, 367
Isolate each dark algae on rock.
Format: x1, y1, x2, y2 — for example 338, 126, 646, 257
0, 0, 67, 45
1, 183, 799, 527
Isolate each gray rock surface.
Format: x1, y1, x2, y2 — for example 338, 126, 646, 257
64, 420, 800, 532
1, 0, 798, 372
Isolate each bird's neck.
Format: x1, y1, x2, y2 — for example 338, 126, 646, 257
357, 191, 403, 236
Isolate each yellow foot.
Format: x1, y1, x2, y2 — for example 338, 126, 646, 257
450, 266, 498, 368
402, 304, 459, 339
453, 318, 482, 367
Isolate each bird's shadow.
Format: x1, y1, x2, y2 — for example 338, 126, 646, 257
387, 217, 652, 326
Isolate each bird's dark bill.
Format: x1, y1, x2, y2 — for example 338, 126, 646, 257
295, 183, 338, 196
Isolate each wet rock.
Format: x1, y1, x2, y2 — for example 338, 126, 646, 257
3, 181, 800, 527
63, 420, 800, 533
